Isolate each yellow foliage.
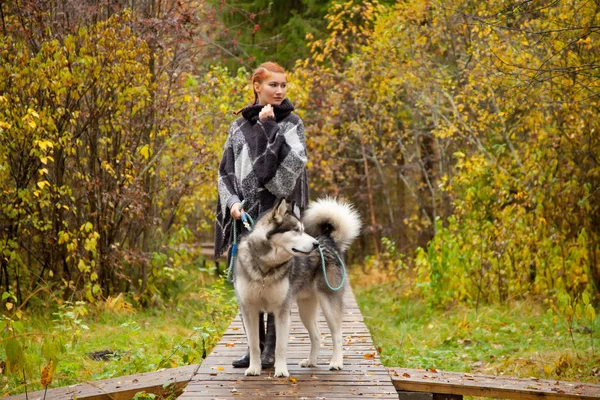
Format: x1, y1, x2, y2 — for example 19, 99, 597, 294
296, 0, 600, 305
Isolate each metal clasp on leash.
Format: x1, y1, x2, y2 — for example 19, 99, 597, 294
241, 211, 252, 231
227, 200, 254, 283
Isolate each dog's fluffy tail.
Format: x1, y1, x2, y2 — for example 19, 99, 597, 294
302, 197, 362, 253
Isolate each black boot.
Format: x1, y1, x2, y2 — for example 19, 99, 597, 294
261, 313, 276, 368
232, 312, 266, 368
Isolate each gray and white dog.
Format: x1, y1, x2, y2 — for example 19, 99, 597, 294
233, 197, 361, 378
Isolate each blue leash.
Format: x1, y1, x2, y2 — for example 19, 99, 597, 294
227, 200, 254, 283
318, 245, 347, 291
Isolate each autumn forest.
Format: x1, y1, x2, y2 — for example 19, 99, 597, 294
1, 0, 599, 393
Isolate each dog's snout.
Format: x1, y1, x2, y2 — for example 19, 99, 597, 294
313, 241, 319, 249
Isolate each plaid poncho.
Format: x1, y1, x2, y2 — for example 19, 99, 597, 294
214, 99, 309, 260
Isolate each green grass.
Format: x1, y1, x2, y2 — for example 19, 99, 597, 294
4, 266, 599, 397
2, 275, 238, 397
352, 270, 600, 384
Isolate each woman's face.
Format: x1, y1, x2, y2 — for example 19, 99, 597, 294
255, 72, 287, 105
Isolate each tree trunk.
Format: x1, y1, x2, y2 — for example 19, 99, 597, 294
359, 130, 380, 255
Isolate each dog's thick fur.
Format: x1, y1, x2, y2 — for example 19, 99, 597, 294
233, 197, 361, 377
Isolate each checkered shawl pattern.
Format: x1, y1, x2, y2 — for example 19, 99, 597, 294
214, 99, 309, 260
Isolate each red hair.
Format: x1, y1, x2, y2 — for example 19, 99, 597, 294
233, 62, 287, 115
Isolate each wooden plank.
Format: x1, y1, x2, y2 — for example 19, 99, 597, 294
6, 365, 198, 400
389, 367, 600, 400
199, 243, 225, 260
179, 288, 399, 399
193, 364, 391, 375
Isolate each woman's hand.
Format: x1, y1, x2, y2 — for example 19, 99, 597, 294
259, 104, 275, 120
230, 202, 243, 220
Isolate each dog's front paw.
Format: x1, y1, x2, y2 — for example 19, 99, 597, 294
274, 365, 289, 378
299, 358, 317, 368
329, 360, 343, 370
245, 364, 261, 376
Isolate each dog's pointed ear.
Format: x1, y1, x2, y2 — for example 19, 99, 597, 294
273, 198, 287, 223
289, 201, 300, 219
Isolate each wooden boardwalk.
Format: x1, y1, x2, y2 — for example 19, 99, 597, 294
9, 286, 599, 400
390, 368, 600, 400
179, 289, 398, 399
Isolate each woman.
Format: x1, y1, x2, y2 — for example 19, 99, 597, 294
214, 62, 309, 368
